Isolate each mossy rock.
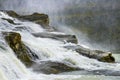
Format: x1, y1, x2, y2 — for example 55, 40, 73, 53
6, 10, 50, 28
6, 10, 19, 18
99, 53, 115, 63
19, 13, 49, 27
3, 32, 33, 67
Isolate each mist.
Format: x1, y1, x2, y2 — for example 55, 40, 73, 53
0, 0, 120, 51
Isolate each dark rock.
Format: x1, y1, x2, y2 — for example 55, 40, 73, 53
19, 13, 49, 27
33, 61, 80, 74
64, 45, 115, 63
5, 10, 55, 31
3, 32, 34, 67
32, 32, 78, 44
5, 11, 51, 28
2, 32, 79, 74
2, 18, 18, 25
5, 10, 19, 18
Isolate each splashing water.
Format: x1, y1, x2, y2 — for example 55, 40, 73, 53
0, 6, 120, 80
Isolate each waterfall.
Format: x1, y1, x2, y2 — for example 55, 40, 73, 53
1, 0, 119, 51
0, 0, 120, 80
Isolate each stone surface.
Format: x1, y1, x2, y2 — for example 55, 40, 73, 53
3, 32, 34, 67
5, 10, 56, 31
32, 61, 80, 74
32, 32, 78, 44
64, 45, 115, 63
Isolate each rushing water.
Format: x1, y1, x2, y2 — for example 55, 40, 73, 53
0, 10, 120, 80
0, 0, 120, 80
0, 0, 119, 50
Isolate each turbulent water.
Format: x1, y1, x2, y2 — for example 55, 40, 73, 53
0, 0, 120, 80
0, 0, 120, 50
0, 10, 120, 80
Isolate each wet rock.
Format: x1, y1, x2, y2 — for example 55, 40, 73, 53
3, 32, 34, 67
33, 61, 80, 74
5, 11, 52, 30
5, 10, 19, 18
64, 45, 115, 63
2, 18, 17, 25
19, 13, 49, 27
32, 32, 78, 44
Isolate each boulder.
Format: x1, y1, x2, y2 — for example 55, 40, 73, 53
32, 32, 78, 44
3, 32, 34, 67
5, 11, 51, 29
64, 45, 115, 63
32, 61, 80, 74
5, 10, 19, 18
5, 10, 56, 31
19, 13, 49, 27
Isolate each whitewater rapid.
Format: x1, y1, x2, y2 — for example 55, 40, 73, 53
0, 11, 120, 80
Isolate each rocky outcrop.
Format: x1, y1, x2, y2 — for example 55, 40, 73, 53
64, 45, 115, 63
3, 32, 34, 67
5, 10, 19, 18
19, 13, 49, 26
33, 61, 80, 74
5, 10, 53, 30
32, 32, 78, 44
2, 18, 17, 25
2, 32, 80, 74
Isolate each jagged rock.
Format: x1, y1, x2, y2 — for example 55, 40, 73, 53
33, 61, 80, 74
2, 18, 17, 25
5, 10, 19, 18
32, 32, 78, 44
64, 45, 115, 63
19, 13, 49, 27
5, 10, 53, 30
3, 32, 34, 67
2, 32, 79, 74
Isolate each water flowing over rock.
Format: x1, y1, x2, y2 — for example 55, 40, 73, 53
5, 10, 54, 30
64, 45, 115, 63
2, 31, 79, 74
32, 32, 78, 44
3, 32, 34, 67
0, 9, 119, 80
33, 61, 80, 74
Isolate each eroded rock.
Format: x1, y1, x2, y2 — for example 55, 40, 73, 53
33, 61, 80, 74
3, 32, 34, 67
32, 32, 78, 44
2, 32, 80, 74
64, 45, 115, 63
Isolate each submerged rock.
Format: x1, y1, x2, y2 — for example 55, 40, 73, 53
33, 61, 80, 74
64, 45, 115, 63
32, 32, 78, 44
3, 32, 34, 67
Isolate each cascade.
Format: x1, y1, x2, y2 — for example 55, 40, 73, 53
0, 0, 120, 80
